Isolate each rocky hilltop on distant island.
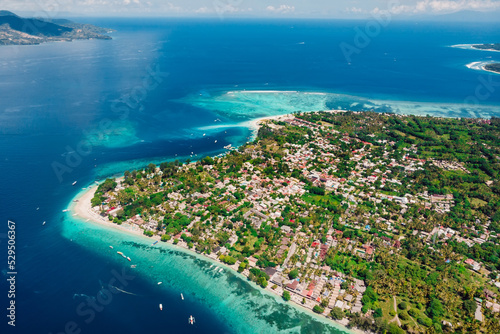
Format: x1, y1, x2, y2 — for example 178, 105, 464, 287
0, 10, 112, 46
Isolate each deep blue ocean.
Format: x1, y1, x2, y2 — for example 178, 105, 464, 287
1, 18, 500, 334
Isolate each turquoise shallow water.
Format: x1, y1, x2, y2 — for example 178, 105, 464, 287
62, 210, 354, 334
181, 89, 500, 120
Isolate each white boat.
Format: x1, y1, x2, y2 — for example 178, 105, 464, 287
36, 207, 39, 210
62, 209, 69, 212
209, 264, 213, 268
72, 181, 77, 186
42, 221, 46, 226
181, 293, 184, 300
219, 268, 223, 273
159, 304, 163, 311
203, 133, 206, 136
157, 282, 162, 285
109, 246, 113, 249
214, 140, 217, 143
188, 315, 195, 325
127, 257, 131, 262
130, 265, 137, 268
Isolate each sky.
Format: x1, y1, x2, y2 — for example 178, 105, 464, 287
4, 0, 500, 18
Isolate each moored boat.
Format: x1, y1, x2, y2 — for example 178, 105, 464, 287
159, 304, 163, 311
188, 315, 195, 325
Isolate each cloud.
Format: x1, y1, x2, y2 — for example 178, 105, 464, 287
378, 0, 500, 15
123, 0, 141, 5
266, 4, 295, 14
195, 6, 210, 13
345, 7, 365, 14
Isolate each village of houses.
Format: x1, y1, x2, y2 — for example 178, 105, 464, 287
88, 111, 500, 327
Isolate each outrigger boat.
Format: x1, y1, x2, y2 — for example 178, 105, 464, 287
188, 315, 195, 325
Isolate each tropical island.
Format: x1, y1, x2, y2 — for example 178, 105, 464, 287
472, 43, 500, 52
484, 63, 500, 75
75, 111, 500, 333
0, 10, 112, 46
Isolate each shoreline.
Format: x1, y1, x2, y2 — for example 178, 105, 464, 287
465, 61, 500, 75
69, 113, 368, 334
483, 65, 500, 75
451, 43, 500, 53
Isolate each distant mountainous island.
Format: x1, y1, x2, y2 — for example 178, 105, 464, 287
472, 43, 500, 52
0, 10, 112, 46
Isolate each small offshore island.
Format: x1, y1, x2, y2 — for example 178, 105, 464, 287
472, 43, 500, 52
0, 10, 111, 46
75, 111, 500, 334
484, 63, 500, 75
466, 43, 500, 74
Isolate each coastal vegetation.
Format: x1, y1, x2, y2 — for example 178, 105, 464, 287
472, 43, 500, 51
485, 63, 500, 74
87, 111, 500, 333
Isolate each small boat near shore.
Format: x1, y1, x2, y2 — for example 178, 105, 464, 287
157, 282, 162, 285
72, 181, 77, 186
109, 246, 113, 249
130, 265, 136, 268
62, 209, 69, 212
152, 240, 158, 245
127, 257, 131, 261
181, 293, 184, 300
